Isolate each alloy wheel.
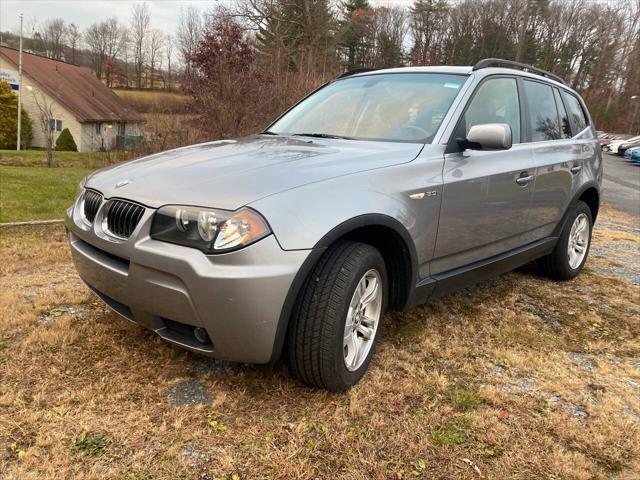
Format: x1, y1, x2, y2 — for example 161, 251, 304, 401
343, 269, 383, 372
567, 212, 590, 269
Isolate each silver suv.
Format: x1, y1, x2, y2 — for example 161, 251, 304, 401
66, 59, 602, 391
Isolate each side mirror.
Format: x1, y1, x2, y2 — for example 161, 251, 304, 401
461, 123, 512, 150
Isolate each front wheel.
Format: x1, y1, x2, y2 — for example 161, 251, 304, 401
538, 200, 593, 280
286, 241, 387, 392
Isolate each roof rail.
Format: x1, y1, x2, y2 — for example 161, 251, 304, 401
337, 68, 377, 79
473, 58, 566, 85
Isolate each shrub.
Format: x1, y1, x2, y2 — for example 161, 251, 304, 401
0, 82, 33, 149
55, 128, 78, 151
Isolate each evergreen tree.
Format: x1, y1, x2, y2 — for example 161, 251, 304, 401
256, 0, 337, 73
55, 128, 78, 151
337, 0, 372, 69
0, 82, 32, 150
409, 0, 449, 66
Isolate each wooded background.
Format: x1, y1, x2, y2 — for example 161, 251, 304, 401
2, 0, 639, 138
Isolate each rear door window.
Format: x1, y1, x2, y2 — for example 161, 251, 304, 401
553, 89, 572, 138
523, 80, 561, 141
562, 92, 588, 134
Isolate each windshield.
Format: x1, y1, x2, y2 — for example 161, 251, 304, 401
268, 73, 467, 143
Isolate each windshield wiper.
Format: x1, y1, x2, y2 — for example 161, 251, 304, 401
261, 130, 278, 135
292, 133, 354, 140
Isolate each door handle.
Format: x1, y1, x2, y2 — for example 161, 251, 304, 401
571, 165, 582, 174
516, 173, 533, 186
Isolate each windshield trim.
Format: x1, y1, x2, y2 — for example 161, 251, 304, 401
263, 72, 470, 145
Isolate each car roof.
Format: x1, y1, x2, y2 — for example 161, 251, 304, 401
356, 66, 473, 75
351, 65, 573, 92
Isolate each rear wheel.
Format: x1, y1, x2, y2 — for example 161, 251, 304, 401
538, 200, 592, 280
286, 241, 387, 392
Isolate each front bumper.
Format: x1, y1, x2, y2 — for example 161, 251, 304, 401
65, 203, 310, 363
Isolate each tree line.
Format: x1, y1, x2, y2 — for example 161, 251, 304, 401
1, 0, 638, 135
1, 3, 204, 90
185, 0, 639, 137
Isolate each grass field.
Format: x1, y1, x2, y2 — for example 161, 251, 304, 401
0, 150, 128, 169
0, 166, 92, 222
0, 207, 638, 479
113, 88, 190, 114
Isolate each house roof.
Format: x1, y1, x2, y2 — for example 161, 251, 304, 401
0, 46, 143, 123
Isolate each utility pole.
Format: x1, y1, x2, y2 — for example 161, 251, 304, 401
17, 13, 24, 151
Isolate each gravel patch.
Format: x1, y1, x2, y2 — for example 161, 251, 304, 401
169, 380, 212, 406
181, 446, 211, 466
591, 232, 640, 285
37, 305, 89, 324
569, 352, 598, 371
22, 290, 37, 303
546, 393, 589, 419
485, 363, 594, 419
186, 357, 230, 378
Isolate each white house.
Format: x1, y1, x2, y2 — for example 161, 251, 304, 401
0, 46, 143, 152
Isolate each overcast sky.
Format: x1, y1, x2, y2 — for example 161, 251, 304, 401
0, 0, 416, 37
1, 1, 225, 36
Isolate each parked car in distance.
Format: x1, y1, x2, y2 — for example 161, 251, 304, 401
597, 135, 612, 150
617, 138, 640, 156
630, 148, 640, 165
624, 145, 640, 159
66, 58, 602, 391
608, 135, 639, 154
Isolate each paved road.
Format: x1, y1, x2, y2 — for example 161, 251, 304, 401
602, 152, 640, 218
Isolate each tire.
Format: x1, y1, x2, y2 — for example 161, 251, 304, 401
286, 241, 387, 392
538, 200, 593, 280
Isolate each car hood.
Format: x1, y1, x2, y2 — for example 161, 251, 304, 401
85, 135, 424, 210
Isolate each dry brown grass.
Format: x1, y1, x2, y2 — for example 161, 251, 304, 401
112, 90, 190, 115
1, 206, 638, 479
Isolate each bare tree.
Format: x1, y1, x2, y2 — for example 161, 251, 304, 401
23, 15, 39, 38
104, 18, 126, 63
42, 18, 67, 60
121, 30, 131, 87
131, 2, 151, 88
85, 18, 125, 83
366, 7, 407, 68
165, 34, 174, 90
177, 5, 203, 78
30, 91, 57, 167
147, 29, 165, 89
85, 22, 107, 79
67, 23, 82, 64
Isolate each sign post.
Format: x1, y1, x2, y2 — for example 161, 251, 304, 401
17, 13, 23, 151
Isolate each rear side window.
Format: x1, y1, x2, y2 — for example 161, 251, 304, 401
523, 80, 560, 141
459, 77, 521, 143
562, 92, 588, 133
553, 89, 572, 138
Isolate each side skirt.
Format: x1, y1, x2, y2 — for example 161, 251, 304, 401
409, 237, 558, 308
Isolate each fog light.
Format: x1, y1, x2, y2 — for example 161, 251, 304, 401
193, 327, 210, 344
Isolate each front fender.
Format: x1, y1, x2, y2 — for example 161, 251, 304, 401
249, 153, 444, 270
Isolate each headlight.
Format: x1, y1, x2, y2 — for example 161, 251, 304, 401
150, 205, 271, 254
